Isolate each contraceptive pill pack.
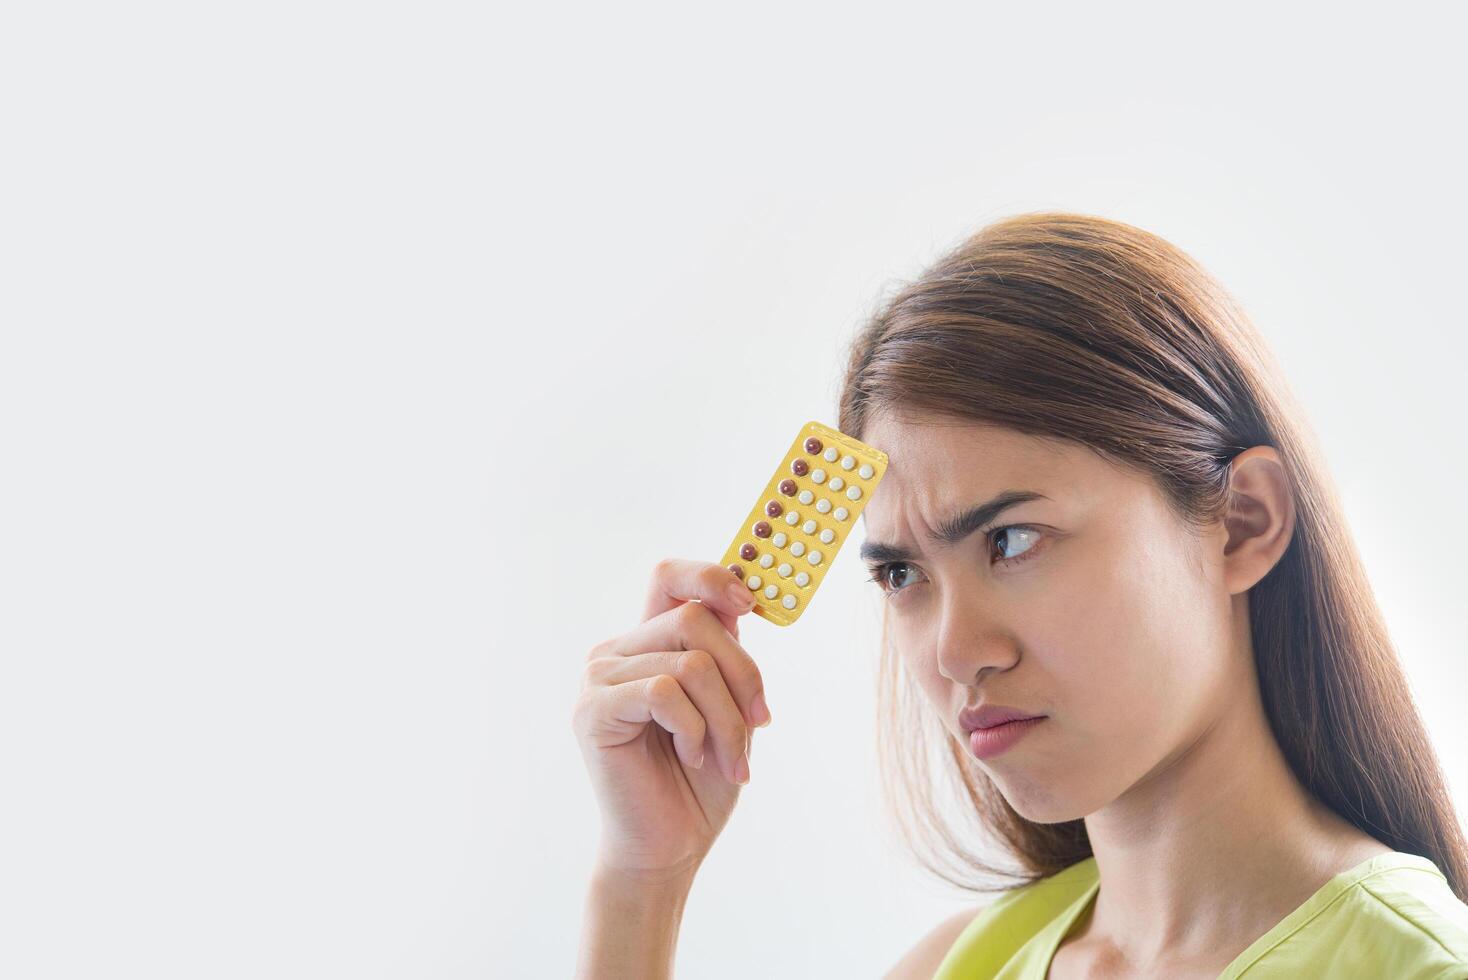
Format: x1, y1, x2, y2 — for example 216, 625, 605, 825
719, 421, 889, 626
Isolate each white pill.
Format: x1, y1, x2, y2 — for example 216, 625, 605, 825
790, 541, 806, 557
798, 489, 814, 504
759, 553, 774, 568
764, 584, 779, 599
795, 571, 811, 587
810, 468, 826, 484
823, 447, 838, 462
819, 528, 835, 544
846, 485, 862, 500
840, 454, 855, 470
815, 498, 831, 514
772, 531, 788, 547
785, 511, 799, 525
781, 594, 797, 609
747, 575, 762, 590
858, 463, 874, 479
828, 476, 844, 491
834, 506, 849, 521
802, 519, 817, 534
778, 562, 792, 577
808, 550, 823, 565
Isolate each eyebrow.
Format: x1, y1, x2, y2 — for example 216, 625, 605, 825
859, 490, 1050, 564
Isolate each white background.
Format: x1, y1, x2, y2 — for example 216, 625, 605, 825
2, 3, 1465, 978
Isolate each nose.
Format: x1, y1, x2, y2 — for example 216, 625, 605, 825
934, 587, 1020, 686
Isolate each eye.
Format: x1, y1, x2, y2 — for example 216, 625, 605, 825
865, 524, 1045, 598
871, 560, 925, 594
991, 525, 1042, 563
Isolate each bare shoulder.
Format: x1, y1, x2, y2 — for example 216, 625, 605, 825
881, 903, 988, 980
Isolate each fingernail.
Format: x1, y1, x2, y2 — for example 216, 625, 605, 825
735, 754, 750, 784
751, 691, 771, 727
728, 583, 755, 608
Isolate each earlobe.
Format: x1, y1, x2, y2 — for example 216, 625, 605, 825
1220, 446, 1297, 594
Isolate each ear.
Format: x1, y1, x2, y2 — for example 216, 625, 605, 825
1220, 446, 1297, 595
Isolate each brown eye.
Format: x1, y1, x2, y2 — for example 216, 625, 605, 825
869, 561, 924, 595
868, 526, 1043, 598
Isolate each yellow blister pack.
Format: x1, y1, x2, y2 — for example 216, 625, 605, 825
719, 421, 889, 626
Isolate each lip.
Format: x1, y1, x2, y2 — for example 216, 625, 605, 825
958, 703, 1045, 732
968, 717, 1045, 759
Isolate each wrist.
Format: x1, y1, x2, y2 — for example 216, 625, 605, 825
575, 859, 700, 980
591, 858, 700, 900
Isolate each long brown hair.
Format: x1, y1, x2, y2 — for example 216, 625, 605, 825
837, 211, 1468, 900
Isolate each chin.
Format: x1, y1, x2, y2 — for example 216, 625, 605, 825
990, 771, 1093, 825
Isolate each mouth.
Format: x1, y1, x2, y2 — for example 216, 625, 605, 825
966, 716, 1046, 759
958, 703, 1046, 733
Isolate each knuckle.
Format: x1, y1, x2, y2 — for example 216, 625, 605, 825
741, 655, 765, 692
683, 708, 707, 744
568, 691, 592, 732
724, 716, 750, 751
580, 657, 611, 687
651, 557, 678, 582
673, 648, 716, 680
584, 637, 614, 664
717, 640, 758, 687
695, 561, 726, 592
672, 600, 709, 631
644, 673, 680, 703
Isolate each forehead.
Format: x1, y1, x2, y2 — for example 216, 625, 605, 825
858, 413, 1114, 529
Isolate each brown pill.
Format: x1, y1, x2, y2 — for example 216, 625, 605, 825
805, 437, 823, 454
740, 543, 758, 560
728, 563, 744, 579
753, 521, 772, 538
791, 458, 809, 476
765, 500, 783, 517
778, 479, 797, 496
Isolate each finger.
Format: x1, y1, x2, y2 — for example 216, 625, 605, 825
709, 603, 741, 642
642, 558, 756, 625
614, 674, 709, 771
607, 600, 770, 730
591, 650, 750, 784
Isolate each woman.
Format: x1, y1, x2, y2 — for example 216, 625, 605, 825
571, 213, 1468, 978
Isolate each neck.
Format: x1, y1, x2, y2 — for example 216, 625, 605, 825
1079, 598, 1386, 965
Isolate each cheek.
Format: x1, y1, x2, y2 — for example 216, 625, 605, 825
1026, 527, 1215, 745
893, 621, 946, 702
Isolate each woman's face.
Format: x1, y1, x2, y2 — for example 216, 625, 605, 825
858, 413, 1242, 824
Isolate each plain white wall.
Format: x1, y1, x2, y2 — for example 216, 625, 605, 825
2, 2, 1464, 978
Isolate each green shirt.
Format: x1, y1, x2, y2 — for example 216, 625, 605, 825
932, 850, 1468, 978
